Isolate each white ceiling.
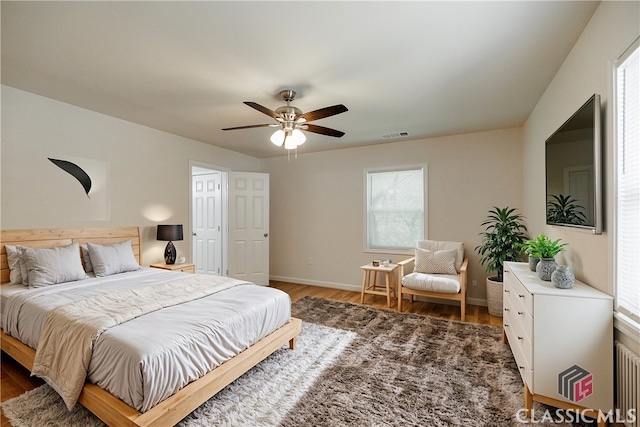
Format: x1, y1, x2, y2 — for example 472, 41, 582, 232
1, 1, 600, 159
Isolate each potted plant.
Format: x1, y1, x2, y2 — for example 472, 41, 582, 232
520, 234, 556, 271
475, 207, 528, 316
523, 234, 567, 281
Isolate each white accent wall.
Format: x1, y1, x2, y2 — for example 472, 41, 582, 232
522, 0, 639, 353
0, 85, 261, 265
262, 127, 524, 304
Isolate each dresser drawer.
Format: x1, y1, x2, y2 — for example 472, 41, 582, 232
504, 267, 533, 316
505, 289, 533, 343
504, 296, 533, 367
504, 314, 533, 387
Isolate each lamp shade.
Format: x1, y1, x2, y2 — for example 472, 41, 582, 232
156, 224, 183, 242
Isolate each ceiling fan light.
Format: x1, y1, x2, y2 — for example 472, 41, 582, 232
270, 129, 285, 146
284, 138, 298, 150
291, 129, 306, 146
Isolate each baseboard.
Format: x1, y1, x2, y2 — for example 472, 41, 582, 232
269, 275, 488, 307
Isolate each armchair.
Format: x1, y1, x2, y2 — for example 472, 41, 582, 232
397, 240, 468, 321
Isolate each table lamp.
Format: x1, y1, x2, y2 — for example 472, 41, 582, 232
156, 224, 183, 264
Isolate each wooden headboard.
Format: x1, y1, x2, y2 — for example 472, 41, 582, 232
0, 227, 141, 285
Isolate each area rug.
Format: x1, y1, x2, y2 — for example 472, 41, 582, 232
1, 321, 357, 427
285, 297, 593, 426
2, 297, 593, 426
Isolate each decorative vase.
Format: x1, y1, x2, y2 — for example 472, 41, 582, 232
551, 265, 575, 289
528, 255, 540, 272
536, 257, 557, 281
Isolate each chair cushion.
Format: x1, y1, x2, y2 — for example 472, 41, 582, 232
402, 272, 461, 294
417, 240, 464, 273
414, 248, 457, 275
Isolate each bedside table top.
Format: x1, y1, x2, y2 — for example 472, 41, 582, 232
150, 262, 195, 271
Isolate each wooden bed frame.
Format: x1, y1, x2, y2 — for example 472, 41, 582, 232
0, 227, 302, 427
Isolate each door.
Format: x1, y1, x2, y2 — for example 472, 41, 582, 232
192, 172, 223, 275
228, 172, 269, 286
563, 165, 594, 225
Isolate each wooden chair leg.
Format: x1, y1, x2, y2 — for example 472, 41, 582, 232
360, 270, 368, 304
385, 272, 391, 307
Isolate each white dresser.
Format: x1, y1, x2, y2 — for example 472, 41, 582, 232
503, 262, 613, 422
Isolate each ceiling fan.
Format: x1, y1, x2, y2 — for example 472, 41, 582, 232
222, 89, 348, 150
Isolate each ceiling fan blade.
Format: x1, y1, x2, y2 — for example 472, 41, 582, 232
221, 124, 273, 131
303, 123, 345, 138
298, 104, 348, 122
244, 101, 280, 119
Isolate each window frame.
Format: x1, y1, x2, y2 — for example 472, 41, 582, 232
613, 36, 640, 329
363, 164, 428, 254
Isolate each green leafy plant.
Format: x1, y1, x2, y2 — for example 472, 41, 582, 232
521, 234, 567, 259
475, 207, 529, 282
546, 194, 587, 225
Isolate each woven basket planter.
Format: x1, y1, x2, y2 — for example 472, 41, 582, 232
486, 277, 503, 317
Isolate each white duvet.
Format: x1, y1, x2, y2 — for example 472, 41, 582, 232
1, 268, 291, 412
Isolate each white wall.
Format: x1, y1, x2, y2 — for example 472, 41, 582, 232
523, 0, 639, 294
522, 0, 639, 352
1, 85, 261, 265
262, 127, 524, 304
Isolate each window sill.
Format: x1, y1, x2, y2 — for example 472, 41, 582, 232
614, 312, 640, 346
364, 248, 413, 257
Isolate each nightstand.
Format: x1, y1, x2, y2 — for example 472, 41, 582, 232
150, 262, 196, 274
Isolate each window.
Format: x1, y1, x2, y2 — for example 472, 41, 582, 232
365, 166, 426, 251
615, 38, 640, 324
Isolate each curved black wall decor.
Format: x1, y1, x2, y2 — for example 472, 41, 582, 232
48, 158, 92, 198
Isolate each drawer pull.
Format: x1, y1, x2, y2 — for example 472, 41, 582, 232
517, 336, 524, 340
519, 365, 524, 370
504, 324, 509, 327
518, 294, 525, 298
504, 308, 510, 312
504, 289, 510, 293
517, 311, 524, 315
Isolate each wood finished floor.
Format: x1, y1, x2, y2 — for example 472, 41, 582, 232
1, 281, 502, 426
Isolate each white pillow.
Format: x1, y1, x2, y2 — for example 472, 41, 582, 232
414, 248, 457, 275
87, 240, 141, 277
21, 243, 88, 288
5, 245, 27, 285
417, 240, 464, 273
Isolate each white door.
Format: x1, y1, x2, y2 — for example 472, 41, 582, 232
192, 172, 222, 275
563, 165, 594, 225
228, 172, 269, 286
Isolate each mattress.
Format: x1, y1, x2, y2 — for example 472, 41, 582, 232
1, 268, 291, 412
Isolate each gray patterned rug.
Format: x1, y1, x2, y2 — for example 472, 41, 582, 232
2, 296, 592, 426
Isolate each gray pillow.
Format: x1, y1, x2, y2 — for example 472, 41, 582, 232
5, 245, 27, 285
87, 240, 141, 277
21, 243, 88, 288
80, 243, 93, 273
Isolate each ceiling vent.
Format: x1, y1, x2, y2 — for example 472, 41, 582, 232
381, 131, 410, 139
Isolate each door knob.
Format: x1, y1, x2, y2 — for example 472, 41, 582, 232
192, 232, 197, 236
264, 233, 269, 238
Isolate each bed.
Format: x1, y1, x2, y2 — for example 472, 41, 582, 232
0, 226, 302, 426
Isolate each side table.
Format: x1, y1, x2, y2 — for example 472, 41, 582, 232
360, 263, 398, 308
150, 262, 196, 274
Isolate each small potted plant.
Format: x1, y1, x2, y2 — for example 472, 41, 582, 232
520, 234, 550, 271
475, 207, 528, 316
523, 234, 567, 281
